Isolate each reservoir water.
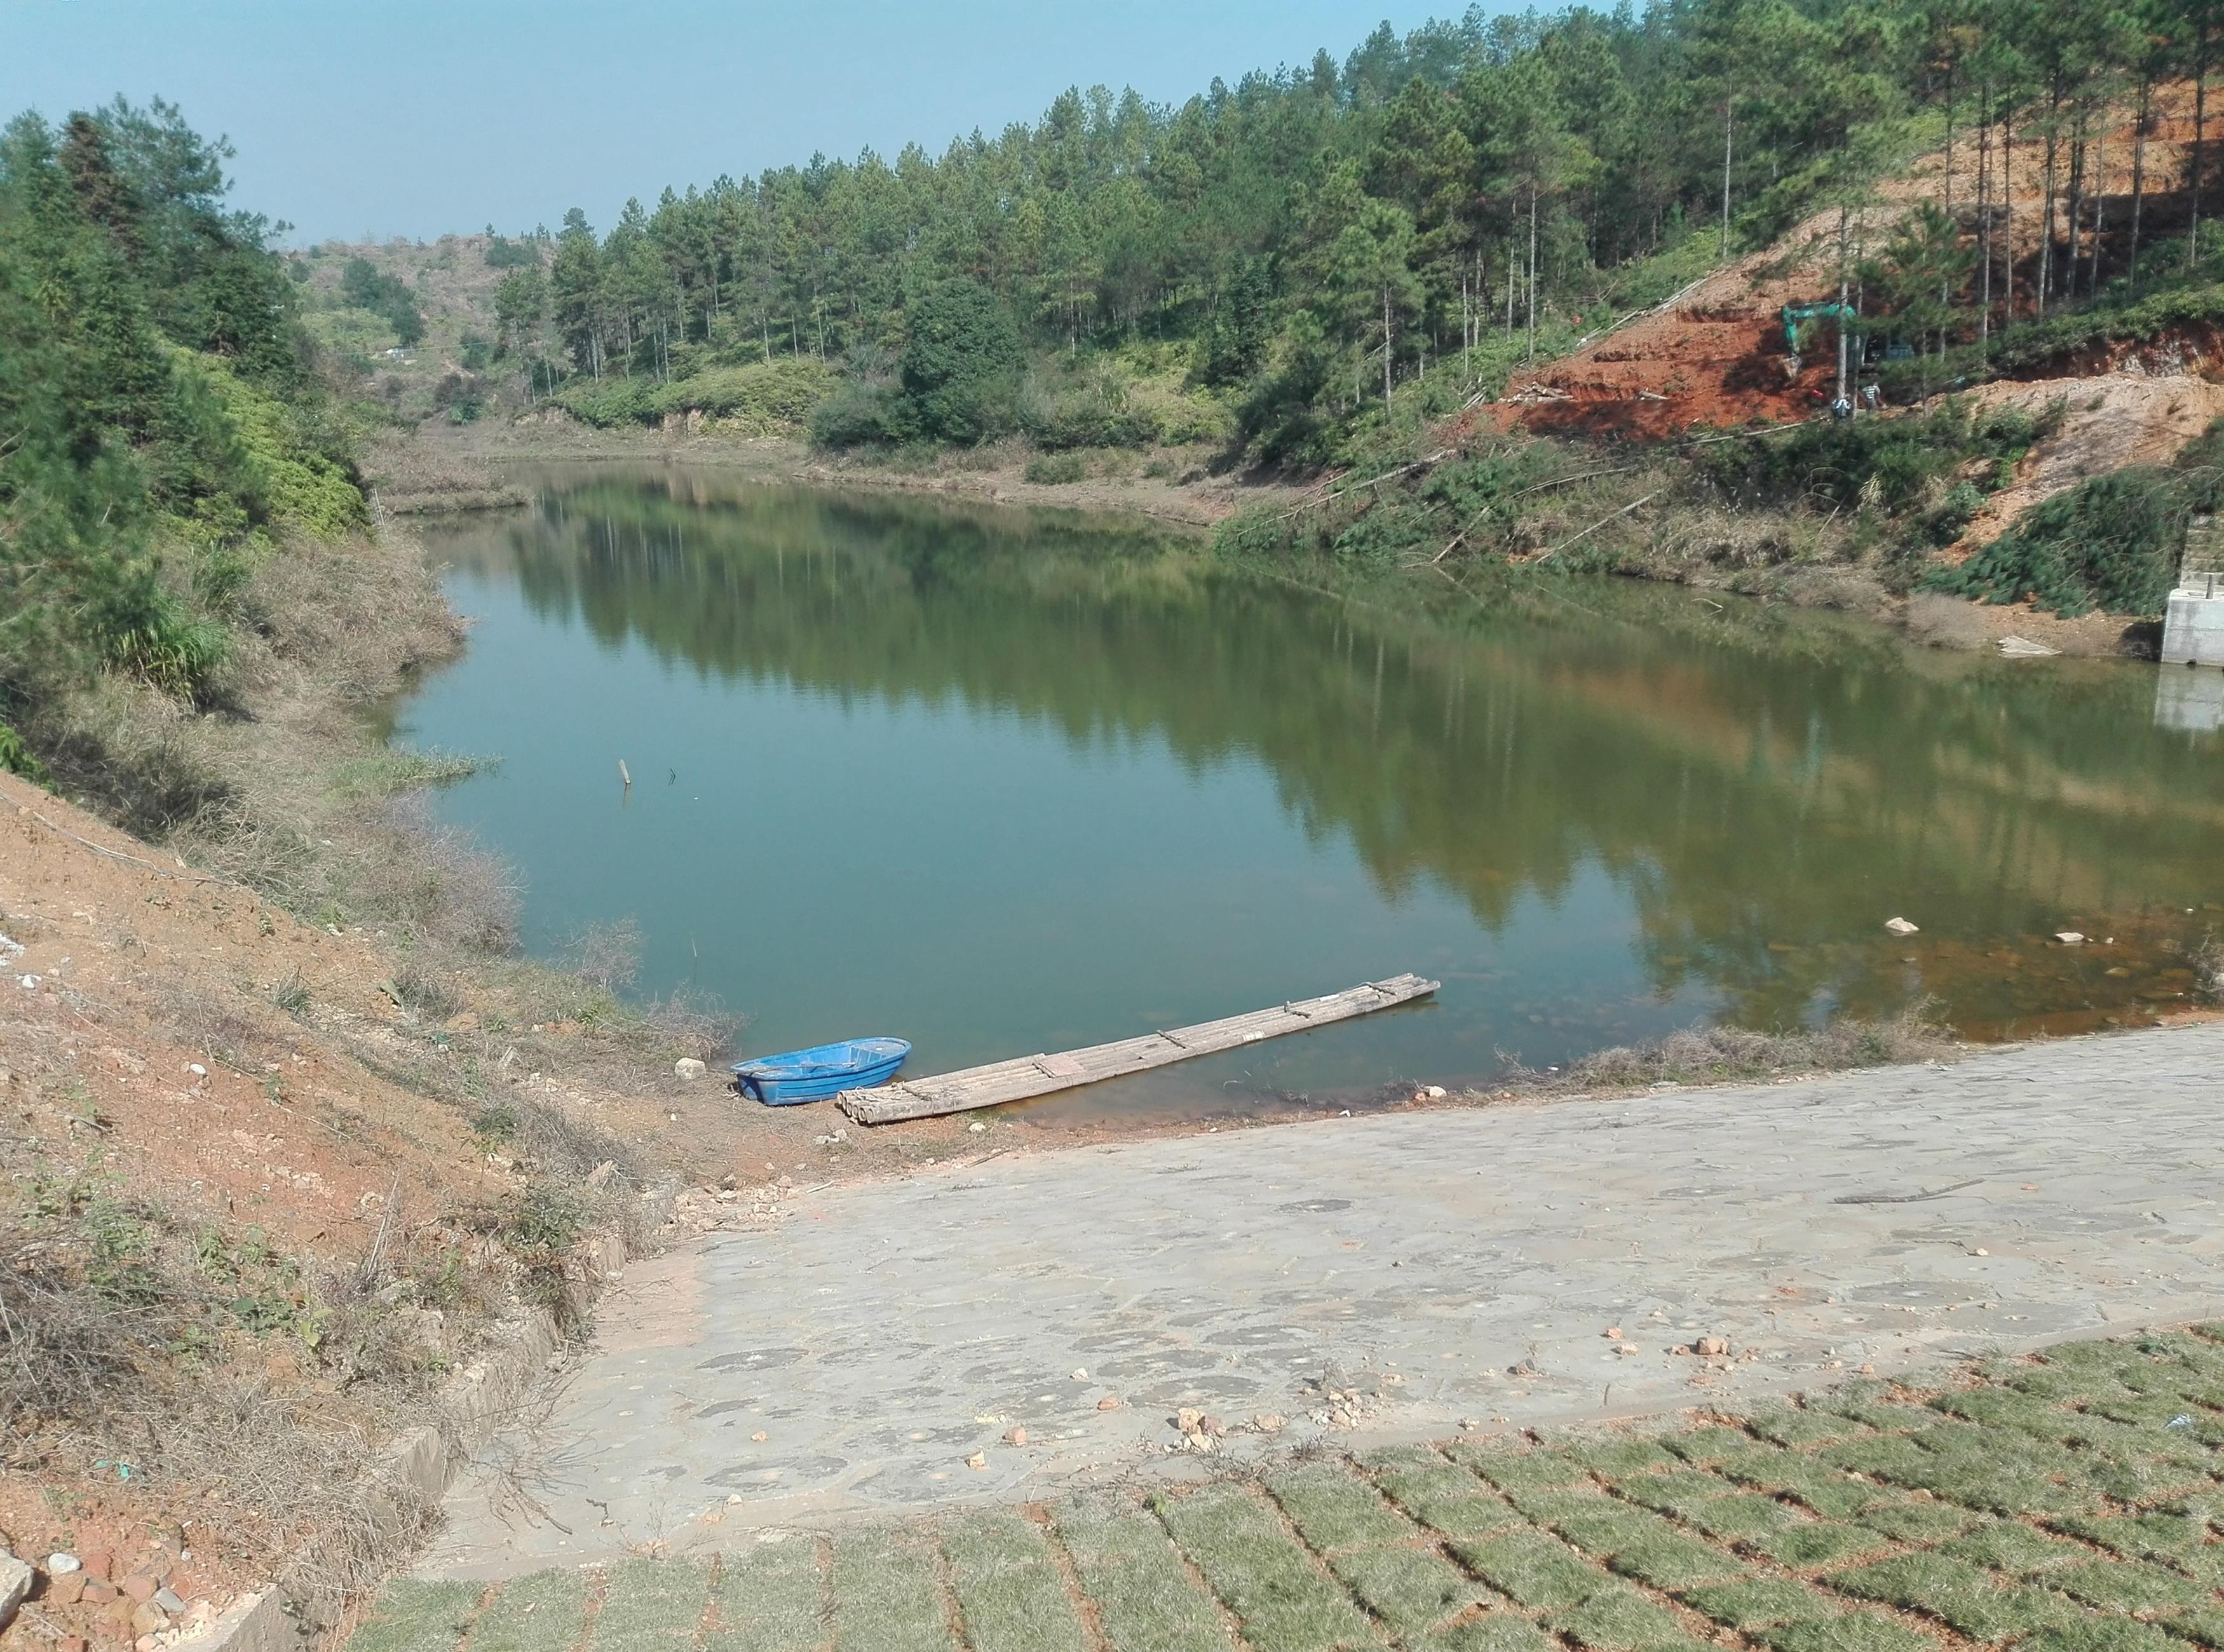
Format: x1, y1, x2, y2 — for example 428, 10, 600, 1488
398, 465, 2224, 1122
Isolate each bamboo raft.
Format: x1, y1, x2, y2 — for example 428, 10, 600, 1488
836, 973, 1441, 1125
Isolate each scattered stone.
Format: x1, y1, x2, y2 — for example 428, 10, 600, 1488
186, 1062, 206, 1077
48, 1554, 81, 1575
1421, 1085, 1447, 1099
48, 1574, 86, 1608
130, 1603, 168, 1637
1070, 1367, 1088, 1381
0, 1552, 33, 1630
153, 1588, 185, 1615
674, 1058, 707, 1080
968, 1121, 987, 1133
1604, 1326, 1623, 1339
750, 1430, 768, 1442
1252, 1412, 1285, 1433
1174, 1407, 1204, 1435
1692, 1336, 1730, 1357
1884, 917, 1919, 936
121, 1573, 159, 1604
82, 1581, 116, 1606
1095, 1395, 1122, 1411
965, 1451, 987, 1470
1002, 1426, 1028, 1447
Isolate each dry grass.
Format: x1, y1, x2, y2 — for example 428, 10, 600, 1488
1503, 1006, 1953, 1094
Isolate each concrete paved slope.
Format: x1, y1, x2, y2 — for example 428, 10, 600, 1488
424, 1024, 2224, 1578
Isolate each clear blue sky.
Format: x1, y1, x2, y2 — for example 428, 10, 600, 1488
4, 1, 1462, 245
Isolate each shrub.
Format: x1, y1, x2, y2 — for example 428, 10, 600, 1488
557, 358, 834, 434
810, 379, 898, 448
896, 277, 1022, 443
1923, 419, 2224, 616
1024, 451, 1087, 485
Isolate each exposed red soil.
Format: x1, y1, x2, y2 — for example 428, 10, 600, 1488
1494, 82, 2224, 442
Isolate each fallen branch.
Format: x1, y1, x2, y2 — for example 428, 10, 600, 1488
1536, 489, 1663, 560
1262, 449, 1456, 524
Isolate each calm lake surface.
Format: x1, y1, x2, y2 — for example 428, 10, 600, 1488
400, 465, 2224, 1123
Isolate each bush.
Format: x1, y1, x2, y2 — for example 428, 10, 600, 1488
1024, 451, 1087, 485
1922, 417, 2224, 616
339, 257, 423, 347
810, 379, 898, 448
555, 358, 835, 434
1922, 468, 2182, 616
1696, 400, 2049, 519
896, 277, 1022, 444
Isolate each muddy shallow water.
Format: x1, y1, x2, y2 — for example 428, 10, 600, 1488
398, 466, 2224, 1125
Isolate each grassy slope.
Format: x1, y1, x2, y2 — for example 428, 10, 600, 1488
352, 1325, 2224, 1651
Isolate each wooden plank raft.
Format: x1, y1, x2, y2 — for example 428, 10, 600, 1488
836, 973, 1440, 1125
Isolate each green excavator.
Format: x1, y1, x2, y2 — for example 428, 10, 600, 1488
1780, 301, 1857, 362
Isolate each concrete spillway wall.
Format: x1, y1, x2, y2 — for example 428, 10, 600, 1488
2163, 578, 2224, 667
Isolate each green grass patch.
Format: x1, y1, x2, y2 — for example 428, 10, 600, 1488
1664, 1426, 1754, 1468
830, 1527, 955, 1652
1749, 1407, 1866, 1449
1153, 1483, 1375, 1651
707, 1540, 825, 1652
346, 1580, 482, 1652
1677, 1577, 1833, 1632
330, 746, 494, 797
1614, 1470, 1733, 1518
469, 1571, 590, 1652
1052, 1501, 1230, 1652
942, 1510, 1086, 1652
1266, 1462, 1417, 1552
1938, 1520, 2089, 1578
2048, 1557, 2214, 1615
1364, 1448, 1521, 1541
1408, 1614, 1557, 1652
1449, 1529, 1613, 1611
1853, 1500, 1980, 1545
1828, 1552, 2076, 1642
1543, 1584, 1704, 1651
1448, 1444, 1589, 1495
592, 1559, 711, 1652
1565, 1437, 1683, 1478
2056, 1511, 2211, 1566
1756, 1610, 1946, 1652
2165, 1605, 2224, 1649
1683, 1492, 1800, 1543
1601, 1521, 1747, 1591
1927, 1386, 2061, 1431
2016, 1622, 2204, 1652
1327, 1546, 1483, 1637
1744, 1521, 1890, 1570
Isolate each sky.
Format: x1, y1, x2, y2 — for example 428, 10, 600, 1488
4, 1, 1465, 246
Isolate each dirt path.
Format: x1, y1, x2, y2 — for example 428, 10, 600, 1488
423, 1020, 2224, 1576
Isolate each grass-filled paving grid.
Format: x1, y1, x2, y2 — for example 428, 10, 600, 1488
349, 1328, 2224, 1651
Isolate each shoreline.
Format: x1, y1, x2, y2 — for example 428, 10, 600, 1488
374, 419, 2160, 660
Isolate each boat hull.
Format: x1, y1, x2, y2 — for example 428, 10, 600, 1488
732, 1037, 911, 1106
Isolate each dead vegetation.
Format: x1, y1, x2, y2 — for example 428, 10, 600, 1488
0, 511, 744, 1632
1498, 1006, 1954, 1095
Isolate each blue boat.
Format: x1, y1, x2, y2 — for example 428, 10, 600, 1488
731, 1037, 911, 1106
